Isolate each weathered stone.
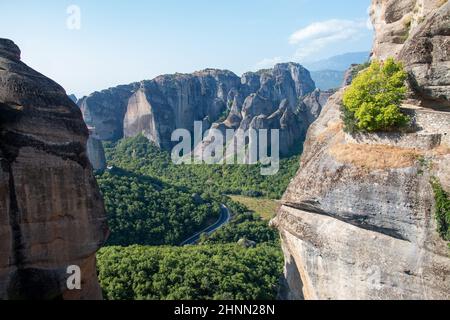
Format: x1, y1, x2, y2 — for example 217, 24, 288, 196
399, 2, 450, 108
370, 0, 444, 60
80, 62, 321, 156
86, 135, 106, 172
371, 0, 449, 109
78, 83, 139, 141
274, 87, 450, 299
0, 38, 108, 300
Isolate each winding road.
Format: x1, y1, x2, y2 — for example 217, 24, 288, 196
180, 204, 231, 246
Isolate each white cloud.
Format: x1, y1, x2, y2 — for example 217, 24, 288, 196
253, 17, 372, 67
288, 19, 369, 60
289, 19, 367, 45
255, 56, 283, 69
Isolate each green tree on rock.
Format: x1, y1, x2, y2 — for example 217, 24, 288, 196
343, 58, 410, 133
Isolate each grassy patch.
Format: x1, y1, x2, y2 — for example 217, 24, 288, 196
229, 195, 280, 220
329, 143, 421, 169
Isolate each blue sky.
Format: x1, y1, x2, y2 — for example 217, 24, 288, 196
0, 0, 373, 97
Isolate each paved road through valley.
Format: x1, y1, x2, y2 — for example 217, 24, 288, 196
180, 204, 231, 246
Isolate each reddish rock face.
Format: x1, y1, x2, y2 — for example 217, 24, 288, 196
0, 38, 108, 300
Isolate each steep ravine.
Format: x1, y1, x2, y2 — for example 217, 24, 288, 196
274, 1, 450, 300
0, 39, 108, 300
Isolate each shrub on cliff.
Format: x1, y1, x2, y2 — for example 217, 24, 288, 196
342, 58, 410, 133
431, 178, 450, 241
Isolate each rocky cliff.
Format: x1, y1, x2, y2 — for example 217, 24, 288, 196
86, 133, 106, 172
371, 0, 449, 108
0, 39, 108, 299
371, 0, 444, 59
274, 1, 450, 300
79, 63, 325, 156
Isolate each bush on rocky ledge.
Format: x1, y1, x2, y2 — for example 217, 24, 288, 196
431, 178, 450, 242
342, 58, 410, 133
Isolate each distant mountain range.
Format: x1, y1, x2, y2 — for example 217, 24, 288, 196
310, 70, 346, 91
306, 52, 370, 90
305, 51, 370, 71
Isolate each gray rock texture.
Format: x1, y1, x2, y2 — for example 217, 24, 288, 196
274, 90, 450, 300
399, 2, 450, 109
78, 83, 139, 141
371, 0, 449, 109
79, 63, 322, 156
275, 1, 450, 300
86, 134, 106, 172
370, 0, 444, 60
0, 39, 108, 300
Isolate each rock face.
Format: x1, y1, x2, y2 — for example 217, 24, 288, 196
275, 2, 450, 300
0, 39, 108, 300
371, 0, 449, 109
86, 134, 106, 172
399, 2, 450, 108
79, 63, 323, 156
78, 84, 138, 141
370, 0, 444, 60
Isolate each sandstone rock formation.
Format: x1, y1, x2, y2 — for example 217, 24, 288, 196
86, 133, 106, 172
370, 0, 444, 60
274, 90, 450, 299
79, 63, 323, 156
78, 83, 139, 141
399, 2, 450, 108
275, 2, 450, 300
0, 39, 108, 300
371, 0, 449, 109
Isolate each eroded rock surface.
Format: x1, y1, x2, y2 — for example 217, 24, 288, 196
0, 39, 108, 300
275, 1, 450, 299
371, 0, 449, 109
399, 2, 450, 108
79, 63, 323, 155
86, 134, 106, 172
274, 90, 450, 300
370, 0, 445, 60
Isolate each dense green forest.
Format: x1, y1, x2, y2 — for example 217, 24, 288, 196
199, 201, 279, 245
97, 244, 283, 300
103, 135, 300, 199
95, 134, 300, 300
97, 168, 221, 246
